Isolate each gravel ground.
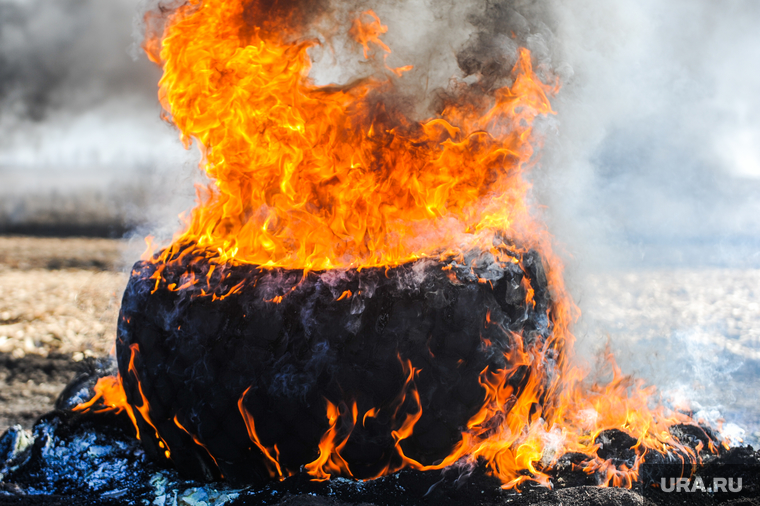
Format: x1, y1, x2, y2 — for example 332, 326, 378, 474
0, 269, 126, 360
0, 237, 129, 433
0, 237, 758, 447
580, 269, 760, 360
0, 237, 129, 360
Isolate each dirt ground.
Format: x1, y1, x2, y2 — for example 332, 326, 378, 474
0, 237, 129, 433
0, 237, 758, 446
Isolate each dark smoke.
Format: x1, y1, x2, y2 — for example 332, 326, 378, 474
0, 0, 157, 122
0, 3, 67, 122
455, 1, 557, 85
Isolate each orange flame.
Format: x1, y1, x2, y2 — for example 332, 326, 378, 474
143, 0, 556, 272
304, 400, 358, 481
350, 10, 390, 59
75, 346, 174, 461
238, 387, 292, 480
72, 374, 141, 440
126, 344, 172, 460
303, 357, 423, 481
173, 415, 223, 475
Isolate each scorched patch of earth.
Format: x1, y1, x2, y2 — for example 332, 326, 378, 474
1, 383, 758, 506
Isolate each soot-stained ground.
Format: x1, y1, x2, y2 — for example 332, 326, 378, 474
1, 405, 759, 506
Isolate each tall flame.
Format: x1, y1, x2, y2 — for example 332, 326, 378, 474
143, 0, 556, 271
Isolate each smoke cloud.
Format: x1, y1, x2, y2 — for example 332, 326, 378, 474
540, 0, 760, 271
532, 0, 760, 439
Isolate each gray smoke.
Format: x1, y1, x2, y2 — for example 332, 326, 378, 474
0, 0, 149, 121
531, 0, 760, 440
539, 0, 760, 272
0, 0, 195, 238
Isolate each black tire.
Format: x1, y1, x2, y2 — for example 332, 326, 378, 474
116, 247, 554, 484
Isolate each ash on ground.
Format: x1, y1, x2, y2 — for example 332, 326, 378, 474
1, 362, 759, 506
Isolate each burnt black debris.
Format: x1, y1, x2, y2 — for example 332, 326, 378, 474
115, 246, 556, 484
1, 400, 758, 506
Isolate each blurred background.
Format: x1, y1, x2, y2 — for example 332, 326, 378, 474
0, 0, 758, 442
0, 0, 194, 430
0, 0, 194, 240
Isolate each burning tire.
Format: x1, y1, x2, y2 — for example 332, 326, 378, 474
74, 0, 722, 491
116, 245, 555, 484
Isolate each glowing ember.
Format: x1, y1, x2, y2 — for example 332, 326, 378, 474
76, 0, 728, 491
